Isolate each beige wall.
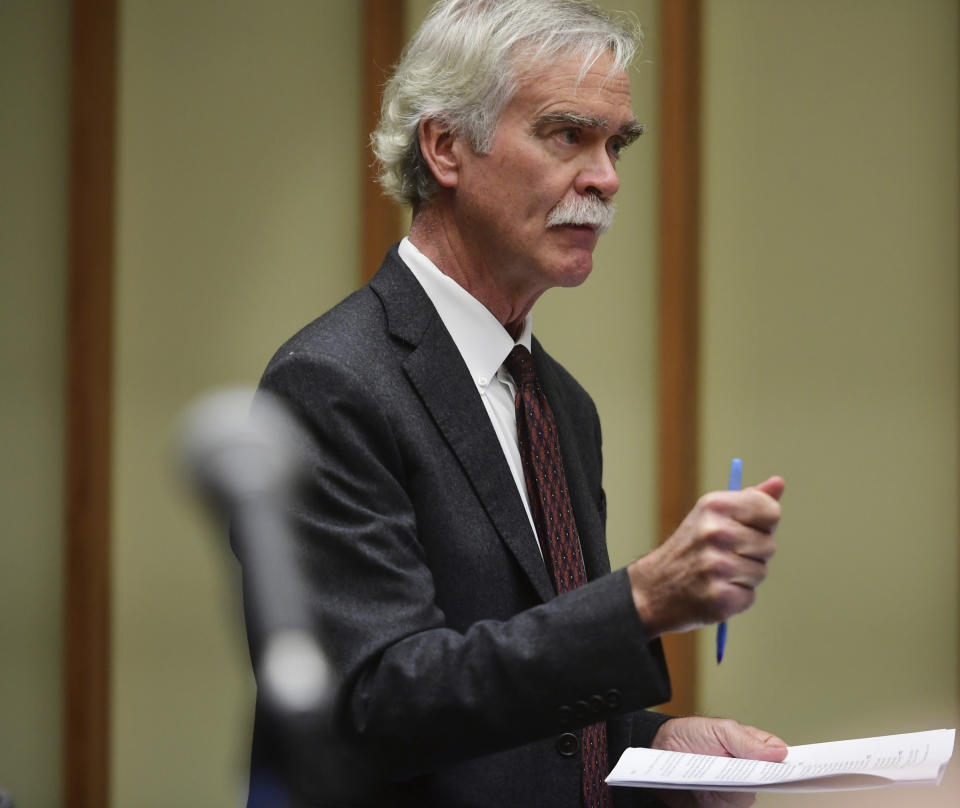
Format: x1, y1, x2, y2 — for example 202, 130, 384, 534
2, 1, 957, 806
111, 1, 362, 805
0, 2, 69, 806
697, 0, 959, 745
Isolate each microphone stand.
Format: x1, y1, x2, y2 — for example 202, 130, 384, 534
178, 389, 353, 806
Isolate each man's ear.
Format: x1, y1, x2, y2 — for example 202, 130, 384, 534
418, 117, 462, 190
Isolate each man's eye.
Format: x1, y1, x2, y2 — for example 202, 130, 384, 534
609, 139, 626, 159
558, 128, 580, 144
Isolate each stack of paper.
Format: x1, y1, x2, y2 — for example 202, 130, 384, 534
606, 728, 956, 792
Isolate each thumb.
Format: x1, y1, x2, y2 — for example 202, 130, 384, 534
753, 475, 785, 502
717, 723, 788, 762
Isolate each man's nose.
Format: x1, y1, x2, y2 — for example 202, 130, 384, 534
575, 147, 620, 199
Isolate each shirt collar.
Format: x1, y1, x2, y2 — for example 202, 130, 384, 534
399, 237, 532, 389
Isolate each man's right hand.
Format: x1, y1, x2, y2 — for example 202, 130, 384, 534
627, 476, 785, 638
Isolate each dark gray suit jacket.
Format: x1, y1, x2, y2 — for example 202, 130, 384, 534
247, 247, 672, 806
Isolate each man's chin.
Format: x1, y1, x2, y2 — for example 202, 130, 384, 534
551, 253, 595, 288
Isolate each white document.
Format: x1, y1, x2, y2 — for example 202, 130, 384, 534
606, 728, 956, 792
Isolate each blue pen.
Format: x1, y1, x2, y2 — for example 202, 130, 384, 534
716, 458, 742, 664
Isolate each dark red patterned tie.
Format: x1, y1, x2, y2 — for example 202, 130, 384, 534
505, 345, 612, 808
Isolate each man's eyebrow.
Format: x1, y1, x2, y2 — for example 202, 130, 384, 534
620, 120, 645, 145
534, 111, 606, 131
532, 111, 645, 144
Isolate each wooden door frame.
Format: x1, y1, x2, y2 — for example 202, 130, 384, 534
656, 0, 702, 717
64, 1, 117, 805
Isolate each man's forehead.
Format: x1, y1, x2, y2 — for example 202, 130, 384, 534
512, 53, 636, 127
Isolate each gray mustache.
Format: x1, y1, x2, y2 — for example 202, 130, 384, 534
546, 194, 616, 234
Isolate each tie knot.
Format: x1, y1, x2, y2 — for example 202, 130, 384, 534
505, 344, 537, 388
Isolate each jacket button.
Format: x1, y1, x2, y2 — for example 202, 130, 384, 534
573, 700, 589, 721
557, 705, 573, 726
588, 694, 605, 714
556, 732, 579, 757
605, 689, 622, 709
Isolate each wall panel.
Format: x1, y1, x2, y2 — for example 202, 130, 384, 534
698, 0, 959, 743
0, 2, 70, 805
112, 2, 363, 804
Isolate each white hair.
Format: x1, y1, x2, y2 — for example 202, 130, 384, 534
371, 0, 642, 208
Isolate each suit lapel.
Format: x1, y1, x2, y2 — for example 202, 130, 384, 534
370, 253, 556, 603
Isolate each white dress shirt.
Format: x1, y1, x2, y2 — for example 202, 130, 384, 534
398, 237, 540, 550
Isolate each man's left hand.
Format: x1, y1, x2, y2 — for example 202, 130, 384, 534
651, 716, 788, 762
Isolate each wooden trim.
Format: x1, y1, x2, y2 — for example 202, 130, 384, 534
64, 1, 117, 805
656, 0, 702, 718
361, 0, 407, 283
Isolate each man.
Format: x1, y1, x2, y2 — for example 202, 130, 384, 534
247, 1, 787, 805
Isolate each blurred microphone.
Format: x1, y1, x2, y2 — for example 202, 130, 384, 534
178, 388, 331, 718
0, 789, 17, 808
